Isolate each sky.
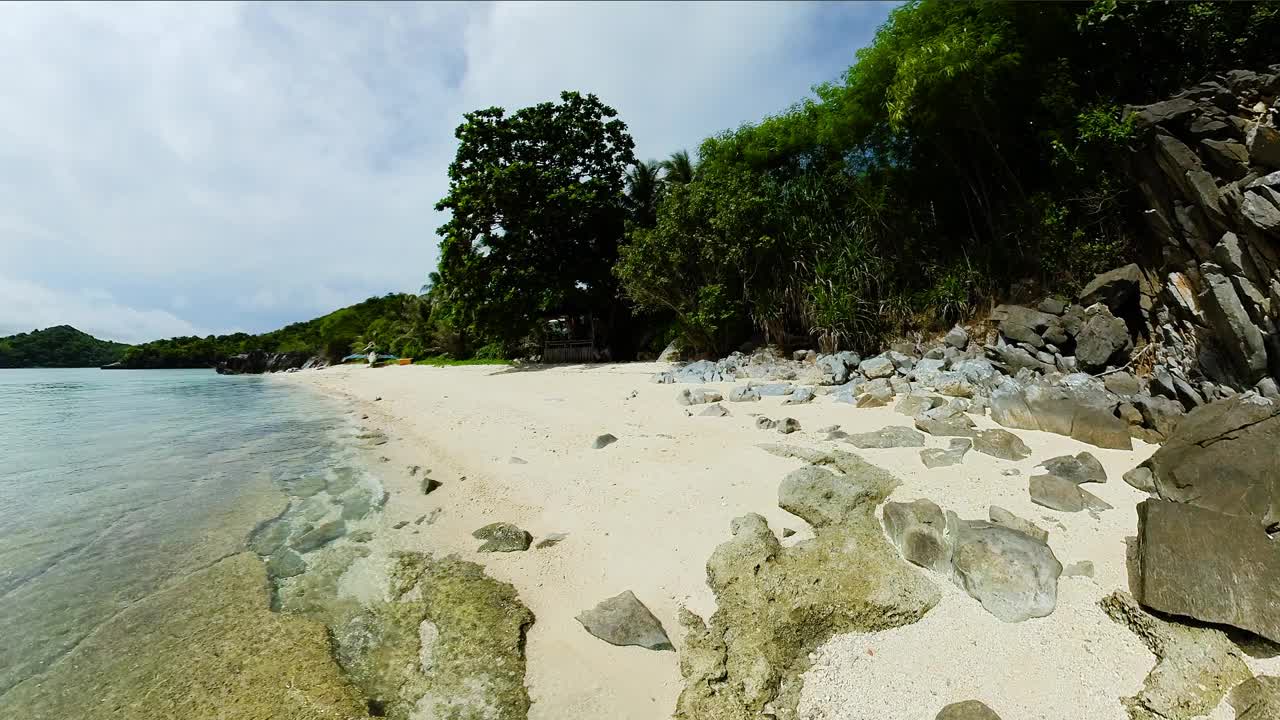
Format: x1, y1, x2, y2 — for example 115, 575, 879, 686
0, 1, 895, 343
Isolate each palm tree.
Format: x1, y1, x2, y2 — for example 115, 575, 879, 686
659, 149, 696, 185
625, 160, 663, 227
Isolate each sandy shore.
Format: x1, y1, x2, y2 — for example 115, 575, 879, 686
277, 361, 1277, 719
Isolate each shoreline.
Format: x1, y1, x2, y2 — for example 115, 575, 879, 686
275, 360, 1280, 719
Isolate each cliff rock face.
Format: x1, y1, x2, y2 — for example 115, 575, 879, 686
1123, 67, 1280, 393
215, 350, 316, 375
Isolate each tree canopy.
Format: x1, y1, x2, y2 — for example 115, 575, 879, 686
433, 91, 638, 355
0, 326, 130, 368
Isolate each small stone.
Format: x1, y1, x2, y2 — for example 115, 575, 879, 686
408, 465, 421, 476
859, 356, 896, 379
781, 528, 796, 538
421, 477, 442, 494
777, 418, 801, 434
392, 520, 409, 529
944, 325, 970, 349
509, 456, 527, 464
592, 433, 618, 449
576, 591, 672, 651
755, 416, 777, 430
472, 522, 533, 552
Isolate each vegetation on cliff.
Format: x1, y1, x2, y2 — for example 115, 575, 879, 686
0, 325, 130, 368
426, 0, 1279, 359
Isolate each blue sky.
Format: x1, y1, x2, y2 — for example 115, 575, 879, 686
0, 1, 895, 343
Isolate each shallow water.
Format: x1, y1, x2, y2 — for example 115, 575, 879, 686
0, 368, 383, 712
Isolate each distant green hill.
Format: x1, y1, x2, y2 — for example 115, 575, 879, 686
115, 293, 415, 369
0, 326, 132, 368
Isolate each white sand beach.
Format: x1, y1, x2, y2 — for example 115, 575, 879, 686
277, 361, 1280, 720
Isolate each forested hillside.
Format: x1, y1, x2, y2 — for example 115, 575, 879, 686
0, 326, 131, 368
115, 293, 431, 368
423, 0, 1278, 359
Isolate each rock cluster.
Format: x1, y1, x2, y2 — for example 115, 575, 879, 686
216, 350, 321, 374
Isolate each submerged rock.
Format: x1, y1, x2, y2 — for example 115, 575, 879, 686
266, 549, 307, 579
576, 591, 672, 651
291, 520, 346, 553
472, 522, 533, 553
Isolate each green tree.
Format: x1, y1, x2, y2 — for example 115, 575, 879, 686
434, 91, 638, 354
625, 160, 664, 228
659, 149, 697, 184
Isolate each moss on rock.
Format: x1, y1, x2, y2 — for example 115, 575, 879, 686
675, 446, 940, 720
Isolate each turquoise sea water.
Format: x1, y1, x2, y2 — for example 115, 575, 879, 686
0, 368, 374, 701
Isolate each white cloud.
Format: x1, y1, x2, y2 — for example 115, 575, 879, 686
0, 1, 892, 341
0, 275, 205, 343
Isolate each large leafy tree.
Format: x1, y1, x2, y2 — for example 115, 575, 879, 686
434, 91, 638, 353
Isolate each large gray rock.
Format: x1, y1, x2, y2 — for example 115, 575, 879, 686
779, 465, 890, 528
1037, 452, 1106, 484
1122, 465, 1156, 493
1199, 263, 1269, 386
920, 438, 972, 468
950, 517, 1062, 622
781, 387, 816, 405
914, 405, 977, 437
1075, 303, 1132, 371
728, 386, 761, 402
576, 591, 673, 651
859, 356, 896, 379
944, 325, 969, 349
896, 393, 945, 417
844, 426, 926, 449
936, 700, 1002, 720
972, 429, 1031, 461
1248, 122, 1280, 170
1136, 499, 1280, 644
991, 380, 1132, 450
472, 522, 533, 552
1131, 395, 1185, 441
1029, 475, 1112, 513
1144, 395, 1280, 520
1079, 264, 1141, 311
882, 499, 951, 574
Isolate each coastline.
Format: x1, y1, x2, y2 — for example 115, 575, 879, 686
273, 361, 1280, 719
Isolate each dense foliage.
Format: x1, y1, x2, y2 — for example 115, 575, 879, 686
426, 0, 1279, 359
115, 294, 431, 368
433, 91, 639, 357
0, 326, 130, 368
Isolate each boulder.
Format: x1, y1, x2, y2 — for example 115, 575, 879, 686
991, 380, 1132, 450
1079, 264, 1141, 311
912, 358, 948, 385
920, 438, 972, 468
1029, 475, 1112, 513
859, 356, 896, 379
755, 382, 795, 397
843, 426, 926, 449
950, 517, 1062, 622
1103, 371, 1141, 397
473, 522, 533, 552
1199, 263, 1269, 386
781, 387, 815, 405
944, 325, 969, 349
1075, 304, 1132, 371
914, 405, 977, 437
988, 505, 1048, 543
779, 465, 888, 529
728, 386, 761, 402
882, 499, 951, 574
754, 417, 777, 431
1130, 97, 1198, 129
856, 386, 894, 408
1038, 297, 1067, 315
935, 700, 1002, 720
1136, 499, 1280, 644
576, 591, 672, 651
1231, 676, 1280, 720
1131, 395, 1185, 440
1037, 452, 1106, 484
1247, 122, 1280, 170
972, 429, 1031, 461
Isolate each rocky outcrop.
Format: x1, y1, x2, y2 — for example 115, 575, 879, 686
1132, 394, 1280, 643
936, 701, 1002, 720
216, 350, 316, 374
